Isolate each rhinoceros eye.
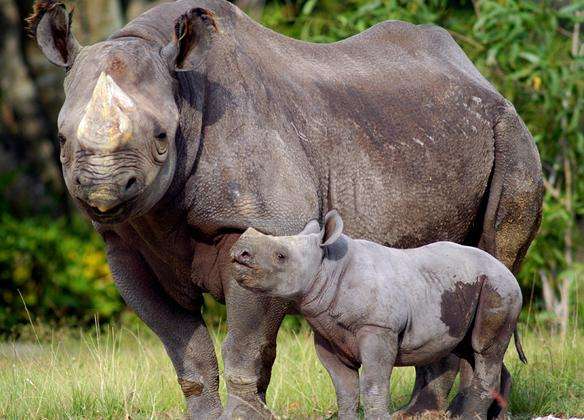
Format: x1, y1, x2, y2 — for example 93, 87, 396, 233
154, 132, 168, 157
58, 133, 70, 165
276, 252, 287, 263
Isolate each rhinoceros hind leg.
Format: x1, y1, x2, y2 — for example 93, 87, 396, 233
397, 354, 459, 416
449, 278, 517, 419
478, 104, 544, 274
487, 363, 512, 420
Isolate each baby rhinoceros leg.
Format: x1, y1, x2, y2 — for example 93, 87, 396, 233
487, 363, 512, 420
396, 355, 459, 417
448, 277, 522, 420
314, 333, 359, 420
358, 327, 399, 420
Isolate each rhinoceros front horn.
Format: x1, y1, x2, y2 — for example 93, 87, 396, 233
76, 72, 135, 152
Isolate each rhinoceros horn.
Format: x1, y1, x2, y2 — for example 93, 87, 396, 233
77, 71, 135, 151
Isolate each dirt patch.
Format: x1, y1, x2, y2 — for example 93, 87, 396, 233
440, 279, 483, 337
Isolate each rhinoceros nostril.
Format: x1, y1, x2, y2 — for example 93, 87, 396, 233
124, 176, 137, 193
233, 248, 255, 268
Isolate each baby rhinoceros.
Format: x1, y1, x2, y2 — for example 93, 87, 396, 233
230, 210, 527, 420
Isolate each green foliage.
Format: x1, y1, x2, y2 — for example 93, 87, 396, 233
470, 0, 583, 326
0, 214, 123, 335
262, 0, 475, 41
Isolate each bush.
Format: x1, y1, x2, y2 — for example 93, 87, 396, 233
0, 214, 123, 335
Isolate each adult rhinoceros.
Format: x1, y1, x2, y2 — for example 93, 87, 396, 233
28, 0, 543, 418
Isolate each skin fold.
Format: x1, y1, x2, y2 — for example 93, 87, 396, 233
28, 0, 543, 418
230, 210, 527, 420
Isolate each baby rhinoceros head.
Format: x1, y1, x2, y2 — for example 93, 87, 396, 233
230, 210, 344, 299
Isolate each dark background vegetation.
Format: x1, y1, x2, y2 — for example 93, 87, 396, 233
0, 0, 582, 336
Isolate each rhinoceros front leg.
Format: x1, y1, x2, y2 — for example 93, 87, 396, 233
221, 278, 290, 419
103, 232, 222, 419
358, 328, 398, 420
314, 332, 359, 420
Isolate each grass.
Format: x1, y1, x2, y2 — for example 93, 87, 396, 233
0, 318, 582, 419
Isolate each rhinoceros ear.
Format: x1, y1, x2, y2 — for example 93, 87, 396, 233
320, 210, 344, 247
162, 7, 218, 72
26, 0, 81, 68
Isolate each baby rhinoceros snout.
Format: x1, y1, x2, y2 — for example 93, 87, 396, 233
231, 228, 272, 274
232, 246, 255, 268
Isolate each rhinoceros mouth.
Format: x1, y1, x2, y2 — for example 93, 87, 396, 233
234, 274, 263, 291
231, 258, 255, 270
81, 197, 136, 224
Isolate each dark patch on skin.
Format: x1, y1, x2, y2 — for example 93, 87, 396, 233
178, 378, 204, 397
479, 283, 504, 318
107, 55, 127, 75
440, 278, 483, 337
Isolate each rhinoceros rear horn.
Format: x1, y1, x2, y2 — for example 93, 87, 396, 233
27, 0, 81, 68
299, 219, 321, 236
162, 7, 218, 72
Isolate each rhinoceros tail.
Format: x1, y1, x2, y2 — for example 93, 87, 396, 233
514, 328, 527, 364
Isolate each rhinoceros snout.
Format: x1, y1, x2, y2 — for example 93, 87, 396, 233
73, 171, 143, 221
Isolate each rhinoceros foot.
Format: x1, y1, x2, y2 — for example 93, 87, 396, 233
220, 397, 275, 420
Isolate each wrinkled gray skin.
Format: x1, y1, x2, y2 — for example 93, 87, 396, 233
231, 210, 526, 420
30, 0, 543, 418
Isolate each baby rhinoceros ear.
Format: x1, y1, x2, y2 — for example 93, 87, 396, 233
320, 210, 344, 247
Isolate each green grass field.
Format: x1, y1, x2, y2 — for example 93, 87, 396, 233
1, 318, 582, 419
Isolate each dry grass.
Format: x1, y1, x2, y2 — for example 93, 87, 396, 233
0, 319, 582, 419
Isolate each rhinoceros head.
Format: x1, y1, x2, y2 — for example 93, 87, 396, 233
28, 2, 217, 224
229, 211, 345, 298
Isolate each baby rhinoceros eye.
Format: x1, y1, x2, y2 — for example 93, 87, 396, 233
276, 252, 287, 263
